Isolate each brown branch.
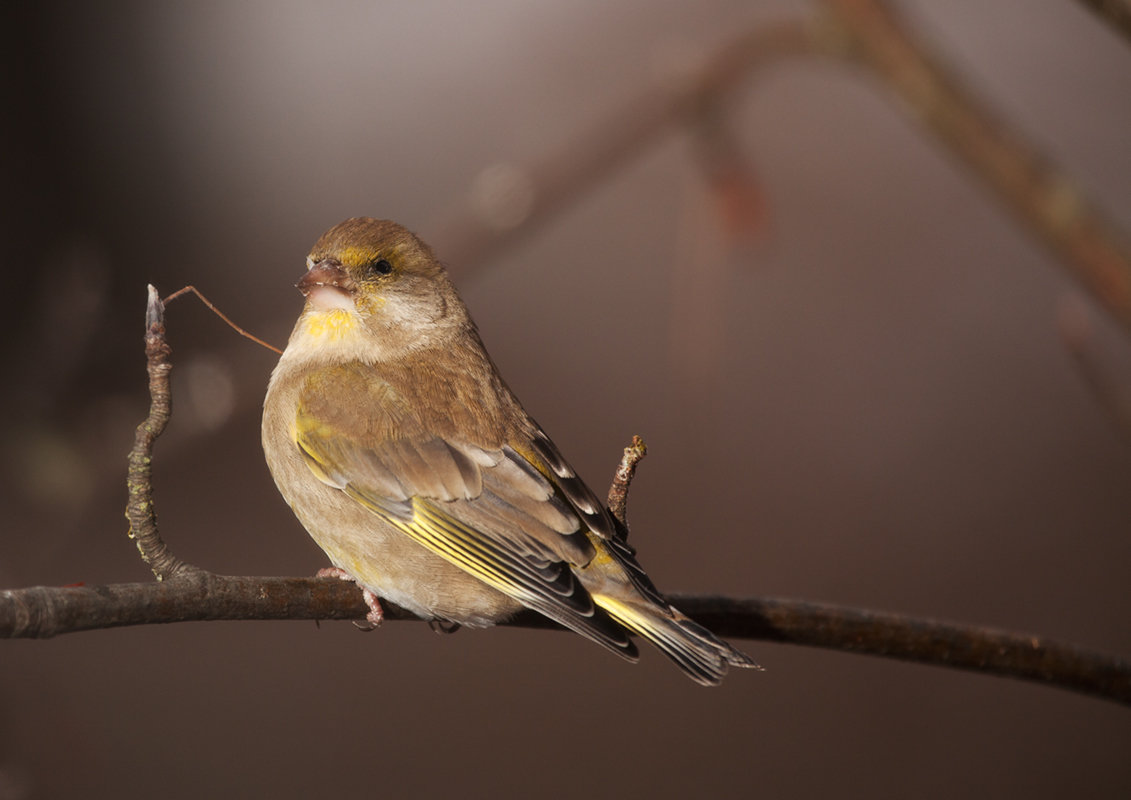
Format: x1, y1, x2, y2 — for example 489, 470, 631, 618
818, 0, 1131, 333
124, 285, 202, 581
1073, 0, 1131, 45
432, 21, 816, 275
1, 579, 1127, 706
686, 596, 1131, 705
435, 4, 1131, 337
606, 434, 647, 530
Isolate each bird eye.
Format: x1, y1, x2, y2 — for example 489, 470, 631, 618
369, 258, 393, 276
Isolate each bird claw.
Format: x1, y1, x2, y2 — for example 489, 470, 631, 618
428, 619, 461, 635
317, 567, 385, 628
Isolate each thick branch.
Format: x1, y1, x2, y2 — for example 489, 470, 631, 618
1, 578, 1126, 706
688, 596, 1131, 705
820, 0, 1131, 332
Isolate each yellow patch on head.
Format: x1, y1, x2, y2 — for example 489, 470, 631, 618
336, 246, 382, 269
303, 309, 360, 342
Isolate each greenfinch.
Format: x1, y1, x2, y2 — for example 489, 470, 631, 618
262, 217, 757, 685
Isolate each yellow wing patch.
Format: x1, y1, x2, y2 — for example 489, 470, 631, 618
383, 497, 554, 608
342, 490, 637, 660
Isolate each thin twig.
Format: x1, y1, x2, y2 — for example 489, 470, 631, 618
163, 285, 283, 354
818, 0, 1131, 332
124, 286, 201, 581
607, 435, 648, 531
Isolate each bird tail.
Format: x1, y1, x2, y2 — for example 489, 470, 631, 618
592, 594, 761, 686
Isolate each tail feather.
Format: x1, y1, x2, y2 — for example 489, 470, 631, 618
594, 594, 761, 686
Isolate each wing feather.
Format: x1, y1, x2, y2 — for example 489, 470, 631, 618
294, 368, 637, 659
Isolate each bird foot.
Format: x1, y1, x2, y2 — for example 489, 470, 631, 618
428, 619, 461, 635
317, 567, 385, 629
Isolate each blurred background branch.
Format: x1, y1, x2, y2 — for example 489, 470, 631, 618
1073, 0, 1131, 44
438, 0, 1131, 328
818, 0, 1131, 332
430, 20, 815, 272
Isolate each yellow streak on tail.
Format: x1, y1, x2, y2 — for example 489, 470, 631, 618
591, 593, 652, 634
593, 592, 745, 686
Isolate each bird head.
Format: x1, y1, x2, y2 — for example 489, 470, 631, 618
291, 217, 469, 361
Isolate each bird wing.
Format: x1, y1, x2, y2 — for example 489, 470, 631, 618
293, 365, 638, 659
524, 425, 668, 608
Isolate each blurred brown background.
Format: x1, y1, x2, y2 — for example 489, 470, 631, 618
2, 1, 1130, 797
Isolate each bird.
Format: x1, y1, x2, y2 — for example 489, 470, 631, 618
262, 217, 758, 685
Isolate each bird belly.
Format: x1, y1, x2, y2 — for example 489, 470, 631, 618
284, 460, 521, 626
263, 364, 522, 627
313, 502, 523, 626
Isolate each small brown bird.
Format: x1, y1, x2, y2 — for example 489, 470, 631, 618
262, 217, 758, 684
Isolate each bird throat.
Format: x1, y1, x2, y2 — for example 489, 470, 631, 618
303, 307, 359, 342
306, 284, 356, 313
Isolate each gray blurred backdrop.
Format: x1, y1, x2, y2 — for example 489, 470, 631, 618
2, 1, 1129, 797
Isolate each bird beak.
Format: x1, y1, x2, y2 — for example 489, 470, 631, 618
297, 259, 357, 297
297, 259, 359, 313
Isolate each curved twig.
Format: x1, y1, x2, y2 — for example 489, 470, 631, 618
124, 286, 201, 581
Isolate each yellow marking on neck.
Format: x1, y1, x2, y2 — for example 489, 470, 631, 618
303, 309, 360, 342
